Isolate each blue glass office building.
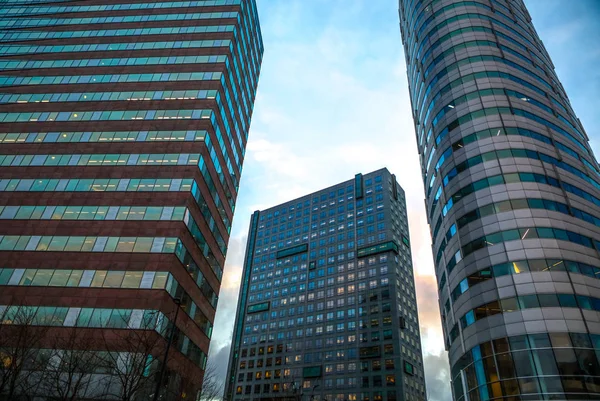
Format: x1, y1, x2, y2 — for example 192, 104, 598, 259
226, 169, 427, 401
398, 0, 600, 399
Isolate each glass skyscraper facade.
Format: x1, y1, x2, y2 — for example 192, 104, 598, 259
0, 0, 262, 399
398, 0, 600, 400
226, 169, 426, 401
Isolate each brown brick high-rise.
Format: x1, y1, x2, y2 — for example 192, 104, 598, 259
0, 1, 263, 400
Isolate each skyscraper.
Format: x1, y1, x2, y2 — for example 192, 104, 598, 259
225, 168, 426, 401
398, 0, 600, 400
0, 1, 262, 399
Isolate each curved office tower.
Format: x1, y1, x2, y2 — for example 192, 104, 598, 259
398, 0, 600, 400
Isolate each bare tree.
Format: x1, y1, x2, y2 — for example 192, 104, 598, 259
0, 303, 199, 401
0, 304, 50, 401
98, 309, 196, 401
100, 326, 162, 401
198, 362, 222, 401
42, 327, 109, 401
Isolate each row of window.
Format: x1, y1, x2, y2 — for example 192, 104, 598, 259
235, 386, 399, 401
259, 202, 391, 240
428, 36, 545, 93
250, 261, 386, 286
436, 193, 599, 265
441, 144, 598, 198
243, 324, 395, 344
451, 331, 600, 400
0, 24, 235, 42
434, 174, 599, 256
1, 0, 241, 15
0, 305, 206, 368
0, 235, 177, 253
0, 12, 238, 28
248, 284, 392, 316
0, 71, 221, 86
456, 196, 599, 235
172, 238, 219, 308
2, 304, 157, 329
419, 23, 545, 79
434, 104, 590, 168
249, 267, 390, 301
429, 89, 579, 169
239, 330, 395, 356
247, 299, 392, 325
450, 258, 600, 303
0, 152, 202, 167
0, 267, 212, 337
0, 268, 169, 289
0, 108, 212, 123
239, 343, 399, 368
436, 105, 589, 171
445, 225, 599, 276
185, 206, 225, 265
0, 89, 219, 104
257, 231, 392, 261
0, 205, 186, 221
432, 126, 598, 198
257, 178, 385, 220
1, 39, 230, 55
413, 10, 553, 127
457, 292, 600, 335
0, 177, 193, 192
419, 64, 540, 148
417, 49, 556, 128
2, 225, 220, 309
241, 316, 397, 346
258, 205, 388, 238
2, 51, 225, 69
422, 69, 583, 159
409, 1, 521, 63
0, 176, 227, 274
464, 225, 597, 260
424, 39, 549, 94
239, 343, 399, 367
251, 260, 389, 290
411, 1, 537, 60
0, 130, 206, 144
237, 372, 396, 387
447, 127, 598, 174
441, 170, 598, 224
191, 174, 231, 246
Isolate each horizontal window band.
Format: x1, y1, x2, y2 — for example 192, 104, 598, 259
0, 25, 235, 43
0, 11, 239, 28
0, 89, 219, 104
1, 0, 241, 16
0, 130, 207, 144
0, 109, 212, 123
0, 71, 222, 86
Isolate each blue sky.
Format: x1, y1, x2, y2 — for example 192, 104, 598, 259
208, 2, 600, 400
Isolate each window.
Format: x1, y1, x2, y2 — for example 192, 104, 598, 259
404, 361, 414, 376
